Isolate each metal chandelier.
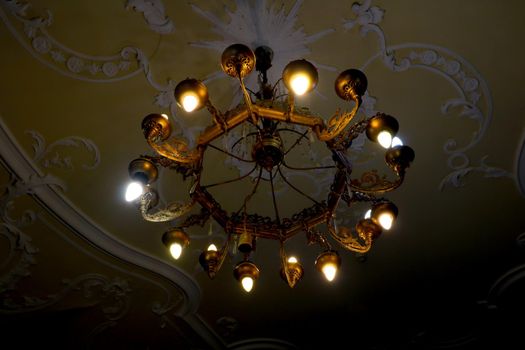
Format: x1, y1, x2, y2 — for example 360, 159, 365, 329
125, 43, 415, 292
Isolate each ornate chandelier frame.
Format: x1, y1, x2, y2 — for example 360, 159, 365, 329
127, 44, 415, 291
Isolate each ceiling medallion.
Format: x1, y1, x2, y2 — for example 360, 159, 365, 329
125, 44, 415, 292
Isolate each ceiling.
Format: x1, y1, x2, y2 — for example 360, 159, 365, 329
1, 0, 525, 349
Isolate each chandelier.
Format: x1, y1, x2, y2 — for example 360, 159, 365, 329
125, 44, 415, 293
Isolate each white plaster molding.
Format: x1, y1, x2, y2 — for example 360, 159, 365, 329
484, 263, 525, 309
0, 0, 145, 83
0, 117, 202, 317
227, 338, 298, 350
191, 0, 335, 104
27, 129, 100, 170
0, 174, 62, 294
126, 0, 174, 34
346, 1, 514, 191
516, 131, 525, 196
1, 273, 131, 314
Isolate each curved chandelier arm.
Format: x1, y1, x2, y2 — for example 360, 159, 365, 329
239, 76, 257, 125
139, 191, 196, 222
146, 137, 201, 165
327, 220, 373, 254
205, 100, 227, 131
317, 97, 362, 141
142, 115, 201, 164
348, 171, 405, 194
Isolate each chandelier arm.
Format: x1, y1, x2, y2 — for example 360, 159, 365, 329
197, 105, 250, 146
206, 143, 255, 163
341, 190, 387, 206
317, 97, 362, 141
238, 76, 257, 124
304, 224, 332, 250
348, 173, 405, 194
269, 169, 281, 225
327, 220, 372, 254
202, 164, 258, 189
147, 137, 201, 164
331, 118, 371, 151
139, 191, 196, 222
253, 104, 325, 128
277, 166, 321, 205
140, 155, 196, 179
205, 100, 228, 131
283, 128, 309, 155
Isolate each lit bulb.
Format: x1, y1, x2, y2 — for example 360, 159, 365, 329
207, 244, 218, 251
378, 213, 394, 230
241, 276, 254, 292
377, 131, 393, 149
287, 256, 298, 264
391, 136, 403, 147
364, 209, 372, 219
169, 242, 183, 259
125, 181, 144, 202
290, 73, 310, 95
182, 93, 199, 112
322, 263, 338, 282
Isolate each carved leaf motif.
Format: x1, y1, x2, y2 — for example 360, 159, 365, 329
26, 130, 100, 170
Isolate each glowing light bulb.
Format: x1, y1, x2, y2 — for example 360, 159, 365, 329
287, 256, 298, 264
364, 209, 372, 219
182, 94, 199, 112
322, 263, 338, 282
391, 136, 403, 147
207, 244, 218, 251
290, 73, 310, 95
125, 181, 144, 202
378, 213, 394, 230
169, 242, 183, 260
241, 276, 254, 292
377, 131, 393, 149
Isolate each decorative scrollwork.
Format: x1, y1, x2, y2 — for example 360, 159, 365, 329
317, 99, 361, 141
350, 170, 403, 193
140, 191, 195, 223
327, 221, 372, 254
27, 130, 100, 170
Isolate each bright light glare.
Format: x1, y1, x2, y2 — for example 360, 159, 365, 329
322, 263, 337, 282
182, 94, 199, 112
391, 136, 403, 147
364, 209, 372, 219
287, 256, 298, 264
378, 213, 394, 230
377, 131, 393, 149
207, 244, 218, 251
169, 243, 183, 259
125, 181, 144, 202
290, 74, 310, 95
241, 276, 254, 292
161, 113, 169, 119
